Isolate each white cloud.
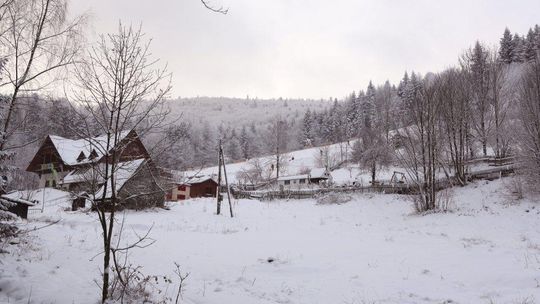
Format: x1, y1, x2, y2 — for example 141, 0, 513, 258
70, 0, 540, 99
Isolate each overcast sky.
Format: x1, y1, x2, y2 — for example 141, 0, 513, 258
71, 0, 540, 100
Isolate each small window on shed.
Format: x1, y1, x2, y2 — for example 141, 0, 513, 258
284, 180, 290, 185
299, 179, 306, 184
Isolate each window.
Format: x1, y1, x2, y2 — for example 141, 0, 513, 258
178, 195, 186, 200
178, 185, 186, 191
299, 179, 306, 184
284, 180, 290, 185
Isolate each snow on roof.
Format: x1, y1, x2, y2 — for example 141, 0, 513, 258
62, 165, 104, 185
277, 174, 309, 181
94, 158, 146, 199
49, 130, 131, 166
3, 188, 71, 206
0, 195, 36, 206
310, 168, 329, 179
186, 175, 217, 185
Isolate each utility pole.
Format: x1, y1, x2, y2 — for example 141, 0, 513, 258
216, 140, 223, 215
221, 145, 234, 218
216, 140, 233, 217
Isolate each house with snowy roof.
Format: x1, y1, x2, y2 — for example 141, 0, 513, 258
26, 129, 167, 210
164, 171, 218, 201
277, 168, 332, 189
26, 129, 150, 190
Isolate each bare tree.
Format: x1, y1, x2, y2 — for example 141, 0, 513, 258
0, 0, 84, 236
0, 0, 84, 154
264, 116, 289, 179
488, 49, 513, 158
461, 41, 492, 156
69, 23, 171, 303
351, 129, 392, 184
438, 68, 471, 185
396, 73, 442, 212
200, 0, 228, 14
517, 52, 540, 193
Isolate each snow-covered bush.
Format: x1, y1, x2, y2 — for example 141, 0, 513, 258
316, 193, 352, 205
108, 264, 171, 304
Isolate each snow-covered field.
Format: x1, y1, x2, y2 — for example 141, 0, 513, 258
2, 178, 540, 303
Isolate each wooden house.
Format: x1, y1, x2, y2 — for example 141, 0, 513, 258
166, 175, 218, 201
26, 129, 150, 191
93, 159, 165, 210
26, 130, 165, 210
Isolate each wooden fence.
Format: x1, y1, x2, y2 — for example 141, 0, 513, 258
231, 161, 516, 201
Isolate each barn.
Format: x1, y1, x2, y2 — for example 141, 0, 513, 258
166, 175, 218, 201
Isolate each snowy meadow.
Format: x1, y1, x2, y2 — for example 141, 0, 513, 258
2, 178, 539, 304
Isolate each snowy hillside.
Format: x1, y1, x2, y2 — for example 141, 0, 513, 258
184, 141, 387, 185
2, 178, 539, 303
166, 97, 331, 128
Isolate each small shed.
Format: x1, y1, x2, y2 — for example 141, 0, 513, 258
166, 175, 218, 201
0, 196, 36, 219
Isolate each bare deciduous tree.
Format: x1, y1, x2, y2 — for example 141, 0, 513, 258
517, 52, 540, 193
264, 116, 289, 179
69, 23, 171, 303
396, 73, 442, 212
0, 0, 85, 153
438, 68, 471, 185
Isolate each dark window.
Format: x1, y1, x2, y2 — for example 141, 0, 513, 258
284, 180, 290, 185
178, 194, 186, 200
299, 179, 306, 184
178, 185, 186, 191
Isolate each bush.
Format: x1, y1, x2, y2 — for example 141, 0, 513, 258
316, 193, 352, 205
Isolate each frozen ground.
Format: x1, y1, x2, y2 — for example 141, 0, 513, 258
1, 178, 540, 303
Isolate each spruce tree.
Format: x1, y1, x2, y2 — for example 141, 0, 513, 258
301, 109, 314, 147
525, 28, 537, 62
511, 33, 525, 63
499, 28, 514, 64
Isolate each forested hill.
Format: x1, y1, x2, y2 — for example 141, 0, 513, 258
166, 96, 330, 126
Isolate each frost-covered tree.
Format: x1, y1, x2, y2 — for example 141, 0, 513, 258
499, 28, 514, 64
524, 28, 538, 62
517, 54, 540, 193
71, 24, 171, 302
396, 73, 442, 212
300, 109, 315, 147
511, 33, 525, 63
462, 41, 491, 156
438, 68, 471, 185
264, 116, 289, 179
363, 81, 376, 128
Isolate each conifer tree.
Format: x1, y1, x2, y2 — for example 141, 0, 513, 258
525, 28, 538, 62
499, 28, 514, 64
511, 33, 525, 63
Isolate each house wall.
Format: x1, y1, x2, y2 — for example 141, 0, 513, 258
166, 184, 191, 201
38, 171, 69, 188
189, 180, 217, 198
118, 162, 165, 210
278, 178, 309, 188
